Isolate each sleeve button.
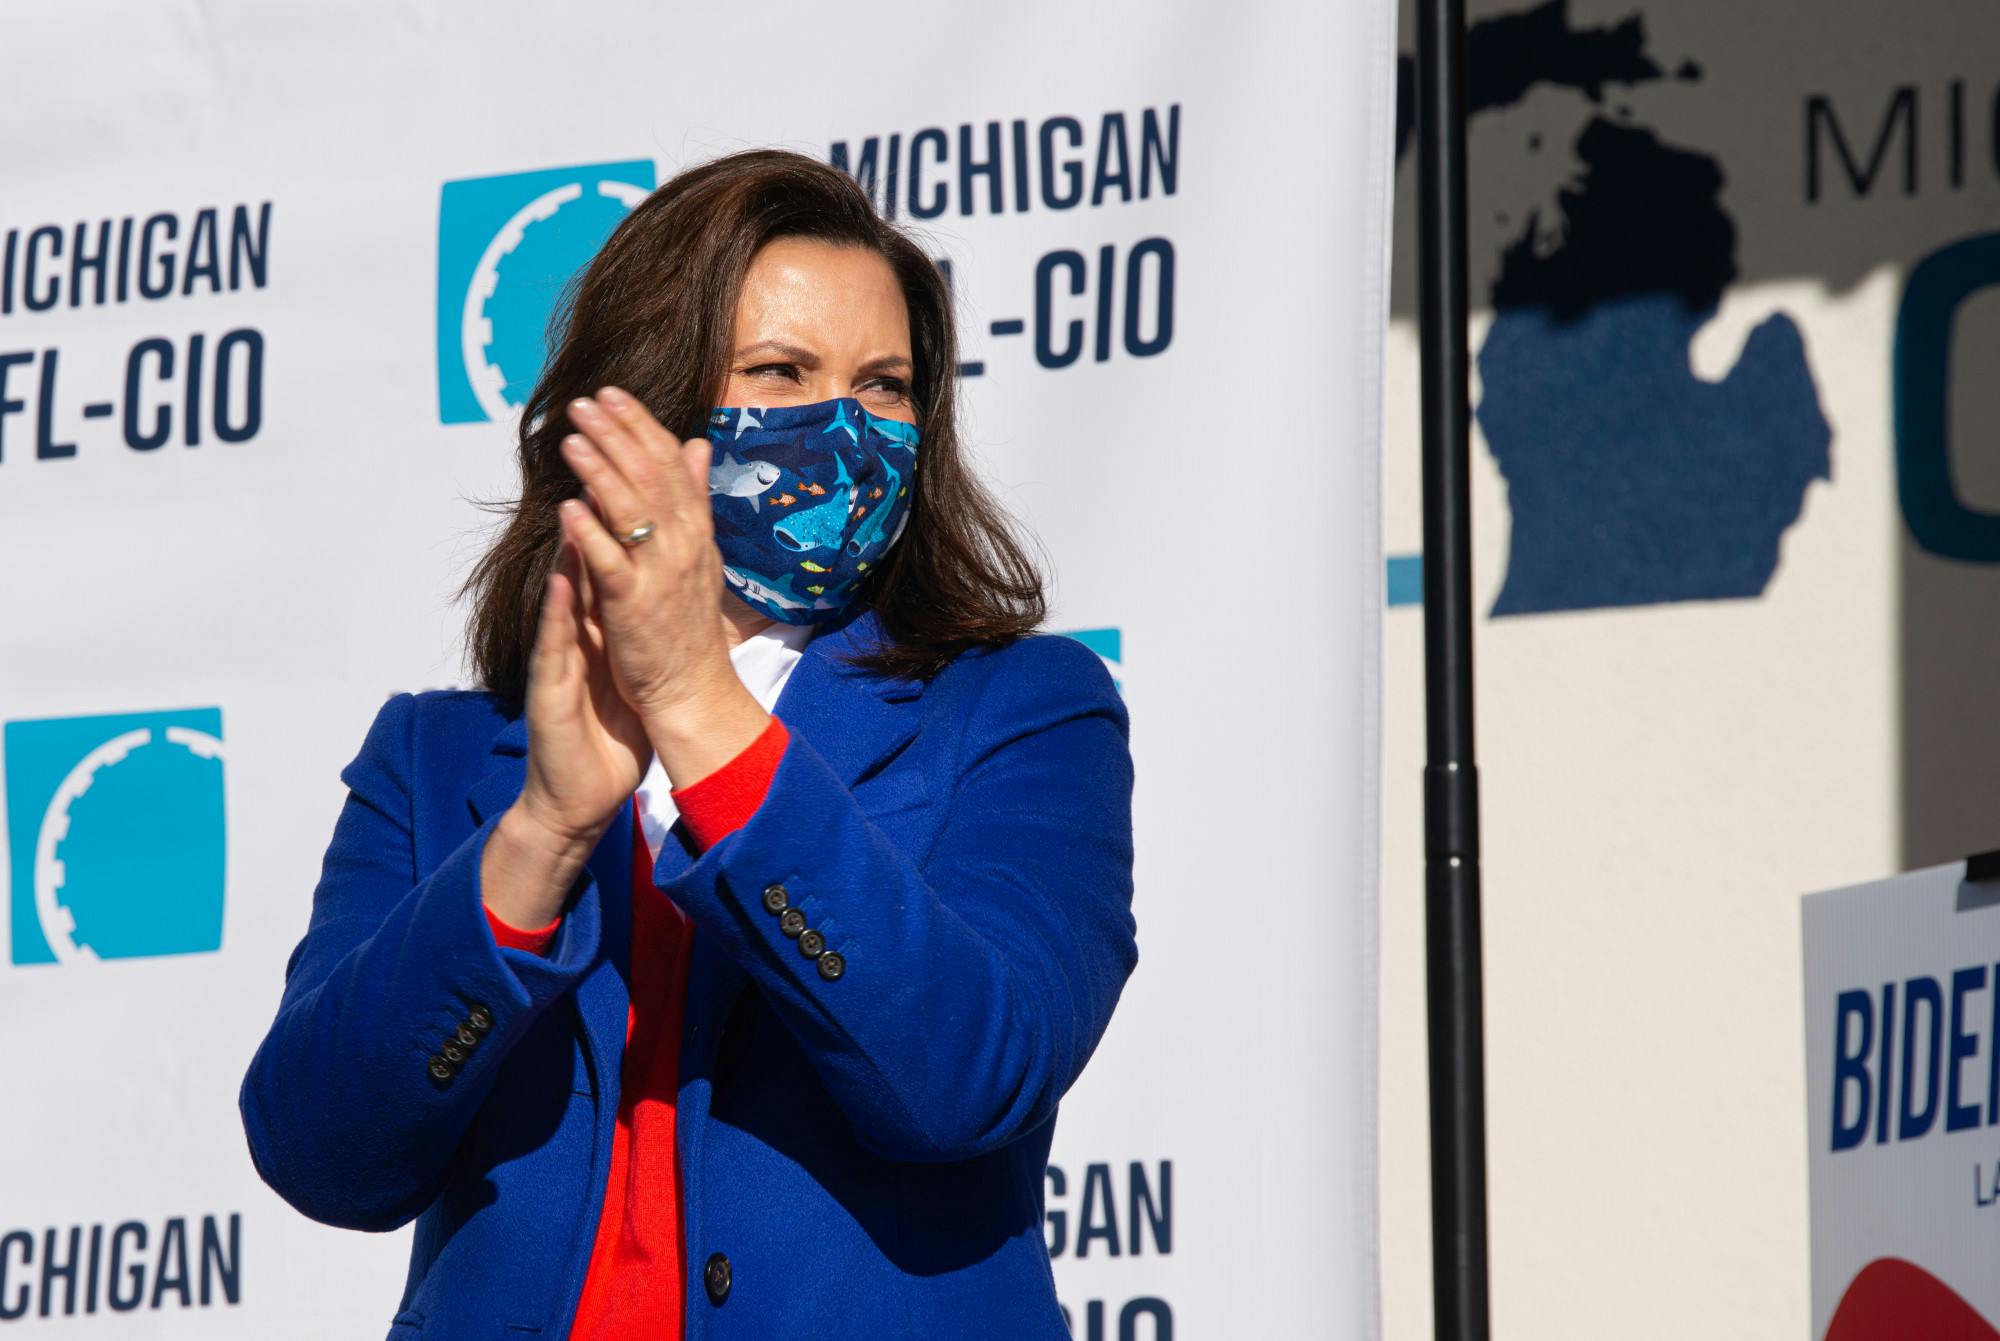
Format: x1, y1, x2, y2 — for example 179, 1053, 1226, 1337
778, 908, 806, 938
467, 1004, 494, 1033
440, 1040, 466, 1065
816, 951, 845, 982
761, 884, 789, 914
455, 1023, 480, 1048
703, 1252, 732, 1304
797, 928, 825, 958
427, 1056, 454, 1083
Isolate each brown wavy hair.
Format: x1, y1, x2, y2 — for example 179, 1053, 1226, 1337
454, 148, 1046, 711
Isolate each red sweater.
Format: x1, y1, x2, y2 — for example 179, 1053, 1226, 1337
485, 715, 791, 1339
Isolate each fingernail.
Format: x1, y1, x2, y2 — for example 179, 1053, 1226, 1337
569, 397, 599, 420
562, 433, 591, 455
597, 386, 629, 408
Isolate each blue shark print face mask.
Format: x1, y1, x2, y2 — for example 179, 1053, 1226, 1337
705, 396, 921, 624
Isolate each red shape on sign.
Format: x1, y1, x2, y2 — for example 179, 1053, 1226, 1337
1826, 1258, 1999, 1341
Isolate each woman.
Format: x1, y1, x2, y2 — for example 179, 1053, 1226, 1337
238, 148, 1137, 1340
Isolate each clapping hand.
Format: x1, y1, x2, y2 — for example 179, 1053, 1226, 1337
550, 387, 743, 725
489, 387, 772, 929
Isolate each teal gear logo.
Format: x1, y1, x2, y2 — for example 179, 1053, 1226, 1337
435, 159, 657, 424
5, 708, 226, 965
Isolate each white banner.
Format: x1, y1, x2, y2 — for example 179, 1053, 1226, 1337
0, 2, 1393, 1335
1803, 862, 2000, 1337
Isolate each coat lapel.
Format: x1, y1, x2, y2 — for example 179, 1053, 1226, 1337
767, 606, 926, 785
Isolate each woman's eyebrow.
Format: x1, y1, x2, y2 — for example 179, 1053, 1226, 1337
736, 340, 820, 365
858, 354, 914, 374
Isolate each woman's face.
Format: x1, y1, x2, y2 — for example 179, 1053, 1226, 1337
716, 237, 917, 425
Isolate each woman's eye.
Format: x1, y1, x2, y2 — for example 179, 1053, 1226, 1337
747, 363, 802, 381
862, 377, 909, 401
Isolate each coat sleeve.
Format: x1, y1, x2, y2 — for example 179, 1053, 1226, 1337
660, 634, 1139, 1163
238, 691, 606, 1231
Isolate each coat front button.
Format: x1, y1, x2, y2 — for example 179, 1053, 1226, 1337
797, 928, 825, 958
703, 1252, 732, 1304
761, 883, 789, 914
817, 950, 845, 982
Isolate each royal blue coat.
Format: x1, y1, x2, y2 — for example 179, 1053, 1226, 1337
238, 608, 1137, 1340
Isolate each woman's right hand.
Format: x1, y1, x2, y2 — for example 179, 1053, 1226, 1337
483, 536, 652, 931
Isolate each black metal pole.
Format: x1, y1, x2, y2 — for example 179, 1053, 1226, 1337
1415, 0, 1489, 1336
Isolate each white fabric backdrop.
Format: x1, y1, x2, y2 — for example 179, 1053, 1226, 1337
0, 2, 1394, 1334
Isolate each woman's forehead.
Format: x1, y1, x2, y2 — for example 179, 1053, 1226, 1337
735, 239, 909, 353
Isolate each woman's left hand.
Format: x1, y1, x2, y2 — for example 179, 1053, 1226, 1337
556, 386, 768, 779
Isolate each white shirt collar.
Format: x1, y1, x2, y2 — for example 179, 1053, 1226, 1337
728, 619, 815, 714
632, 619, 813, 862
